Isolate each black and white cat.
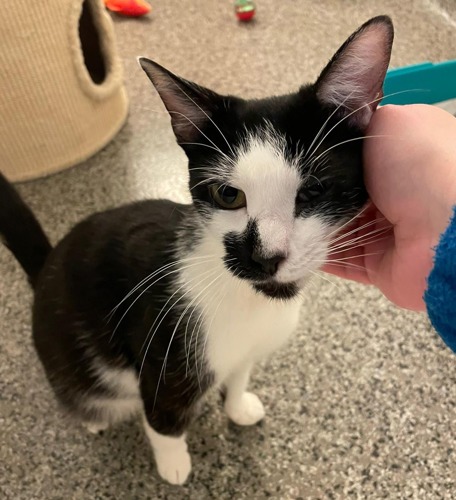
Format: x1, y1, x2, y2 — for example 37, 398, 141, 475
0, 17, 393, 485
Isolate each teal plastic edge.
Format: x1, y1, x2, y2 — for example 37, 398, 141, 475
382, 60, 456, 105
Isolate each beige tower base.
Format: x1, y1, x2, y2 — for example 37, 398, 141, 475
0, 0, 128, 182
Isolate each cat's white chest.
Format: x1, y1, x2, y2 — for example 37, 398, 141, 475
201, 277, 301, 383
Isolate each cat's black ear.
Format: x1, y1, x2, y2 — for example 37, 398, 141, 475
314, 16, 394, 129
139, 58, 222, 144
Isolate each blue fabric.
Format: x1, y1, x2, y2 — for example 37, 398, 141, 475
425, 207, 456, 353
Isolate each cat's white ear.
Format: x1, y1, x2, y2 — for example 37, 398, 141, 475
315, 16, 394, 129
139, 58, 220, 143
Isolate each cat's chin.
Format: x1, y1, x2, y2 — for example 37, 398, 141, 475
252, 281, 300, 300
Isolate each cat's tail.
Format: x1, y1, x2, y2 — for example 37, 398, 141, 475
0, 172, 52, 288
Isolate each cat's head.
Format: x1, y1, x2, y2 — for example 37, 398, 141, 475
140, 16, 394, 299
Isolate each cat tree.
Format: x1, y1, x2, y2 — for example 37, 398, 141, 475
0, 0, 128, 181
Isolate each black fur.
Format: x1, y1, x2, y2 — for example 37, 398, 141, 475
0, 16, 393, 467
0, 173, 52, 287
183, 86, 371, 292
29, 199, 216, 435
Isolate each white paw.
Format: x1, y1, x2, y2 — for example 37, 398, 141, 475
225, 392, 265, 426
84, 422, 109, 434
155, 448, 192, 485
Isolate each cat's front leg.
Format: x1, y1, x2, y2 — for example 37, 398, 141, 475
143, 417, 191, 485
223, 364, 265, 426
141, 381, 195, 485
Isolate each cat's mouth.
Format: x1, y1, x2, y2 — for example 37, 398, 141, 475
252, 280, 299, 300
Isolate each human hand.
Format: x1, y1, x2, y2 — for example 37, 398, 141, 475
323, 104, 456, 311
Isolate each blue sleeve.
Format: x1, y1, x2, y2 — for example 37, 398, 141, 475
424, 207, 456, 353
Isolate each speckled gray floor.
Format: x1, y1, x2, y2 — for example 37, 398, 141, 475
1, 1, 456, 499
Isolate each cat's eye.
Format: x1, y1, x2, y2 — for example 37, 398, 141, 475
209, 184, 247, 210
297, 180, 328, 204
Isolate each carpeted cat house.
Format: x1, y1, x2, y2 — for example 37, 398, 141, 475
0, 0, 128, 181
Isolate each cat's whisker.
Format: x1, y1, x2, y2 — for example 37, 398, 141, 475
327, 217, 387, 246
330, 222, 390, 243
328, 233, 391, 255
161, 258, 234, 382
328, 240, 389, 260
184, 303, 202, 372
325, 251, 383, 262
171, 80, 236, 157
186, 303, 205, 378
198, 265, 240, 378
192, 287, 222, 390
328, 227, 390, 252
190, 176, 223, 192
142, 256, 235, 383
303, 88, 426, 167
307, 269, 343, 290
319, 261, 368, 271
328, 227, 390, 250
112, 258, 218, 323
303, 88, 359, 161
187, 170, 229, 185
111, 259, 219, 343
185, 273, 226, 377
187, 165, 232, 181
110, 255, 215, 309
324, 204, 372, 240
313, 254, 384, 272
144, 106, 234, 166
188, 166, 218, 172
139, 265, 219, 356
162, 289, 212, 385
182, 256, 236, 365
310, 135, 392, 167
153, 268, 227, 407
197, 289, 226, 382
139, 267, 221, 387
313, 159, 331, 176
328, 217, 385, 243
195, 265, 240, 382
308, 153, 330, 178
180, 143, 236, 166
107, 254, 217, 320
183, 294, 205, 363
169, 110, 235, 165
329, 236, 391, 255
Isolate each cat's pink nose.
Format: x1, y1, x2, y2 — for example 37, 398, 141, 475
251, 252, 285, 276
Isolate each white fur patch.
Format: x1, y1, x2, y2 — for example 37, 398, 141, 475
84, 422, 109, 434
277, 214, 330, 283
209, 128, 332, 284
84, 362, 142, 424
177, 129, 333, 384
224, 391, 265, 426
232, 132, 301, 257
178, 230, 302, 384
143, 420, 191, 485
92, 362, 140, 397
84, 396, 142, 424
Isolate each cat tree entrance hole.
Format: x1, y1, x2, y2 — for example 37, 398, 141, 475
78, 0, 107, 84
